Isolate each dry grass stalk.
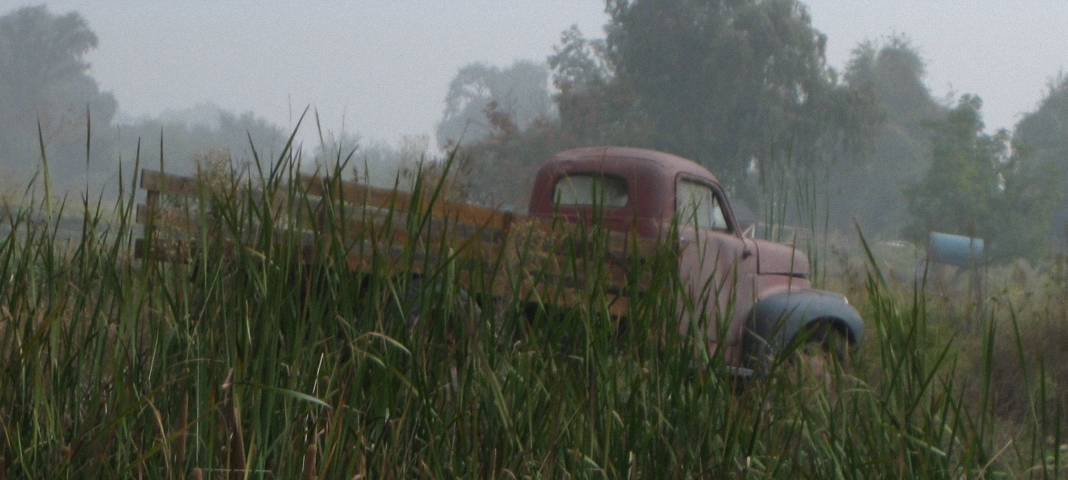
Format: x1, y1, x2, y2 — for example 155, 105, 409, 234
300, 444, 317, 480
176, 392, 189, 468
220, 369, 246, 475
148, 403, 171, 477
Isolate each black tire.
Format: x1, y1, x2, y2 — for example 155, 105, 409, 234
787, 322, 852, 390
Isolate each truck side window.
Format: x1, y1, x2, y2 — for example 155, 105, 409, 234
554, 174, 628, 208
677, 179, 728, 231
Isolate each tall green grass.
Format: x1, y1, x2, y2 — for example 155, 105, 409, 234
0, 141, 1065, 478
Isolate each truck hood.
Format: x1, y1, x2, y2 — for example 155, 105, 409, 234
753, 239, 810, 277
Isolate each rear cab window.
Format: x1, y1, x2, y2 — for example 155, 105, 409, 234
553, 174, 629, 208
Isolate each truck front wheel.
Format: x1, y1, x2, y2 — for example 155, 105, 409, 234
787, 321, 852, 391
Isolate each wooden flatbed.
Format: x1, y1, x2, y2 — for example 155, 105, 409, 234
134, 169, 658, 317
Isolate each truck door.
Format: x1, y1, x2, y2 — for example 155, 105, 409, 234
676, 178, 756, 358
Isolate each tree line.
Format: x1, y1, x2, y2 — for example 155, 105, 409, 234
440, 0, 1068, 263
3, 3, 1067, 262
0, 5, 422, 200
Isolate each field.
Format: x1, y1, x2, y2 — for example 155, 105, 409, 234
2, 148, 1068, 479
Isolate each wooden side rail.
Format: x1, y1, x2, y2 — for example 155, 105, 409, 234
134, 168, 657, 315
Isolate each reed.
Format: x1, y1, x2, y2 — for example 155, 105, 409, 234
0, 130, 1063, 478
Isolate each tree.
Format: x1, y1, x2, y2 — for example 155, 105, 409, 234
904, 96, 1001, 240
1014, 74, 1068, 253
1015, 74, 1068, 170
903, 95, 1058, 262
602, 0, 879, 189
436, 60, 555, 148
0, 5, 117, 189
548, 25, 654, 149
548, 25, 613, 93
845, 37, 942, 131
349, 135, 435, 191
117, 103, 287, 176
460, 104, 573, 208
828, 36, 943, 236
455, 0, 883, 213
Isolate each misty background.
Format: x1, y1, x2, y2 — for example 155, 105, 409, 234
2, 1, 1068, 263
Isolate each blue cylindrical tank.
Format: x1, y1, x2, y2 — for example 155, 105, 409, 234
928, 232, 984, 267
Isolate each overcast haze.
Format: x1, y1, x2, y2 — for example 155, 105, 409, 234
13, 1, 1068, 145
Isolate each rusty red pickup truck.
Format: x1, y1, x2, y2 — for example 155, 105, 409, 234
527, 146, 863, 374
136, 145, 863, 376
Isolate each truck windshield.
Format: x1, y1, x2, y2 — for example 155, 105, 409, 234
554, 174, 628, 208
677, 179, 728, 231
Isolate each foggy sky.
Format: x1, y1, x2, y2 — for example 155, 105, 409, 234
14, 0, 1068, 146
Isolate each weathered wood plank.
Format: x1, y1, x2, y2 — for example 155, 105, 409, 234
136, 168, 656, 313
140, 169, 203, 198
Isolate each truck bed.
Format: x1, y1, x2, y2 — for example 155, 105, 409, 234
134, 169, 659, 316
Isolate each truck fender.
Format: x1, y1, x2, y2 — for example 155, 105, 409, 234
744, 289, 864, 366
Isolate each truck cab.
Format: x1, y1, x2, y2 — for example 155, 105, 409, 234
527, 146, 863, 373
